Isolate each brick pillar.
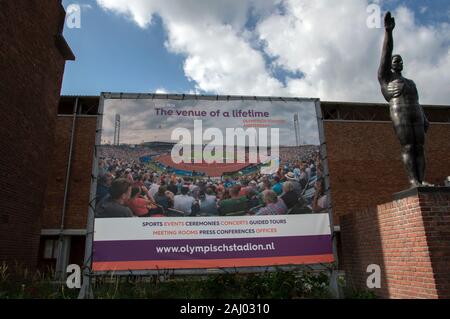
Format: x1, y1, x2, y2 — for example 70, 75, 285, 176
340, 187, 450, 299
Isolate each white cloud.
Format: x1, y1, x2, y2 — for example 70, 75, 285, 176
165, 21, 283, 95
155, 87, 168, 94
96, 0, 158, 27
96, 0, 450, 104
97, 0, 282, 95
419, 6, 428, 14
258, 0, 380, 101
81, 4, 93, 10
258, 1, 450, 104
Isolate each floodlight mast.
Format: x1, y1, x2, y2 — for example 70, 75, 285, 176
114, 114, 121, 145
294, 114, 300, 147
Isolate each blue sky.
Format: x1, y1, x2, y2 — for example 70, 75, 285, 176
384, 0, 449, 22
61, 0, 449, 104
62, 1, 195, 95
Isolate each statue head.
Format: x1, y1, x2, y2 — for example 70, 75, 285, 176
391, 54, 403, 73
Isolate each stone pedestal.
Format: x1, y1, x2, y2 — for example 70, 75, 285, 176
340, 187, 450, 299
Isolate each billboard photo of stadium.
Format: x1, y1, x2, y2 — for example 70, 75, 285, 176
91, 94, 334, 272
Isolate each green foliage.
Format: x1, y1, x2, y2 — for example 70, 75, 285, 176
0, 262, 79, 299
335, 272, 378, 299
1, 264, 334, 299
343, 287, 378, 299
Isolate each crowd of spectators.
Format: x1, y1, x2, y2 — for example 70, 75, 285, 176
95, 145, 328, 218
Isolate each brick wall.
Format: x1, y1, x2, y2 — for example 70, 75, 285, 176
41, 105, 450, 233
340, 189, 450, 299
42, 116, 97, 230
0, 1, 72, 268
324, 121, 450, 225
42, 107, 450, 232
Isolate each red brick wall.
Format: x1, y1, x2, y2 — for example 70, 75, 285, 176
0, 1, 70, 268
324, 121, 450, 225
41, 111, 450, 234
340, 189, 450, 299
42, 116, 97, 229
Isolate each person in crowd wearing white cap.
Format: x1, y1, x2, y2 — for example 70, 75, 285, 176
285, 172, 302, 196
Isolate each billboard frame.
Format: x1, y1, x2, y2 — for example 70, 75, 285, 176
79, 93, 338, 298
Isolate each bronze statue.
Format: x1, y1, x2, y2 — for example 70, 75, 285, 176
378, 12, 430, 187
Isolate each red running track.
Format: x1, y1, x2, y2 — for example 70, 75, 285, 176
153, 154, 256, 177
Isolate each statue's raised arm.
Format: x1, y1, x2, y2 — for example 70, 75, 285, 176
378, 12, 395, 85
377, 11, 430, 187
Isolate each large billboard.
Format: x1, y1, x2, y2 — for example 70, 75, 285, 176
90, 94, 334, 273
